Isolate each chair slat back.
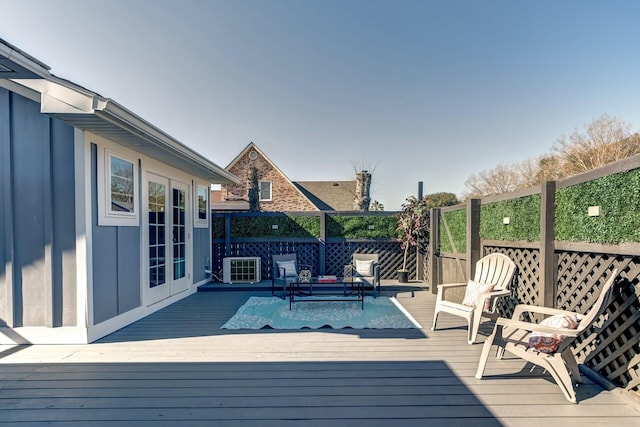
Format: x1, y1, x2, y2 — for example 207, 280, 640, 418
272, 253, 297, 264
576, 269, 619, 333
473, 253, 517, 291
353, 253, 379, 264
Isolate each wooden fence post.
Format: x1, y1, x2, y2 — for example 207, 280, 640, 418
467, 199, 481, 280
319, 212, 327, 276
429, 208, 441, 294
539, 181, 557, 308
224, 213, 231, 257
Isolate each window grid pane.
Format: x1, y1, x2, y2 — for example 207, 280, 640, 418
197, 186, 207, 220
259, 181, 271, 201
148, 181, 166, 288
172, 188, 186, 280
110, 156, 134, 213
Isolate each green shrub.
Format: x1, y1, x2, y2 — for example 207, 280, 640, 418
480, 195, 541, 241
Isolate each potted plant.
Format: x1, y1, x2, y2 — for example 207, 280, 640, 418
395, 196, 430, 283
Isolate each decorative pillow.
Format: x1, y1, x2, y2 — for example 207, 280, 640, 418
276, 260, 298, 277
461, 280, 494, 310
355, 259, 374, 276
529, 313, 579, 354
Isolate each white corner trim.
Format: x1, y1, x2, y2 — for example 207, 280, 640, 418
74, 129, 90, 329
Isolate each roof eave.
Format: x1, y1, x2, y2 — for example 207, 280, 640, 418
0, 37, 51, 79
39, 91, 239, 185
96, 100, 240, 184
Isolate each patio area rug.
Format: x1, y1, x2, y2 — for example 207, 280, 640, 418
221, 296, 422, 329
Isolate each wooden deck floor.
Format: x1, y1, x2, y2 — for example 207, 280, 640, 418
1, 282, 638, 426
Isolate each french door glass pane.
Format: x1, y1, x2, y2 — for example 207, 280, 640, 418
148, 181, 166, 288
173, 188, 186, 280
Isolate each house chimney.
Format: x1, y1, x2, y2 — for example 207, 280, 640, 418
354, 170, 372, 211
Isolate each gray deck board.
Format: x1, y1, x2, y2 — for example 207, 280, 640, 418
0, 283, 638, 426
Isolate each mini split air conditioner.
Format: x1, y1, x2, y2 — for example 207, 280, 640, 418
222, 257, 261, 284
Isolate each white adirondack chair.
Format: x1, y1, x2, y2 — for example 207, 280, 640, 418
431, 253, 517, 344
475, 269, 619, 403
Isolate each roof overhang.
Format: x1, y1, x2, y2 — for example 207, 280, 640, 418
0, 37, 50, 79
0, 39, 239, 185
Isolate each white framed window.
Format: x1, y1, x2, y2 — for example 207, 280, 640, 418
194, 183, 209, 228
98, 146, 139, 226
259, 181, 272, 201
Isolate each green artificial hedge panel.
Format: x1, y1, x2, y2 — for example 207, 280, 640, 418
480, 195, 541, 241
440, 209, 466, 253
231, 215, 321, 238
556, 168, 640, 243
327, 215, 398, 239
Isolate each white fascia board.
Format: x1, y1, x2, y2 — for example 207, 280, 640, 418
12, 78, 95, 114
0, 42, 51, 77
0, 79, 40, 102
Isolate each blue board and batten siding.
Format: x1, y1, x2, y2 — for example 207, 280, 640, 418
1, 84, 216, 342
90, 144, 141, 324
193, 228, 210, 283
0, 88, 77, 328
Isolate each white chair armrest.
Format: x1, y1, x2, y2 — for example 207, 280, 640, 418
475, 289, 509, 304
437, 282, 467, 290
495, 317, 581, 337
436, 282, 467, 301
513, 304, 583, 320
487, 289, 510, 297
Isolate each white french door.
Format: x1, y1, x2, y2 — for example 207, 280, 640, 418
145, 174, 190, 305
147, 174, 170, 304
170, 180, 190, 295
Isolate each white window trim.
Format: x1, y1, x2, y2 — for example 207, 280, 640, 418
259, 180, 272, 201
97, 145, 140, 227
194, 181, 209, 228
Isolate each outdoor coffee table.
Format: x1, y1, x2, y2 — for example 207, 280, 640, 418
289, 276, 364, 310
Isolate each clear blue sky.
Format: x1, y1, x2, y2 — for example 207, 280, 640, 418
2, 0, 639, 210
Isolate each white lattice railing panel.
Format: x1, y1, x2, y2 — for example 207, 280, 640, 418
484, 246, 540, 318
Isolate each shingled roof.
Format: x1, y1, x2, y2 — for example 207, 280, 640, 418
293, 181, 356, 211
